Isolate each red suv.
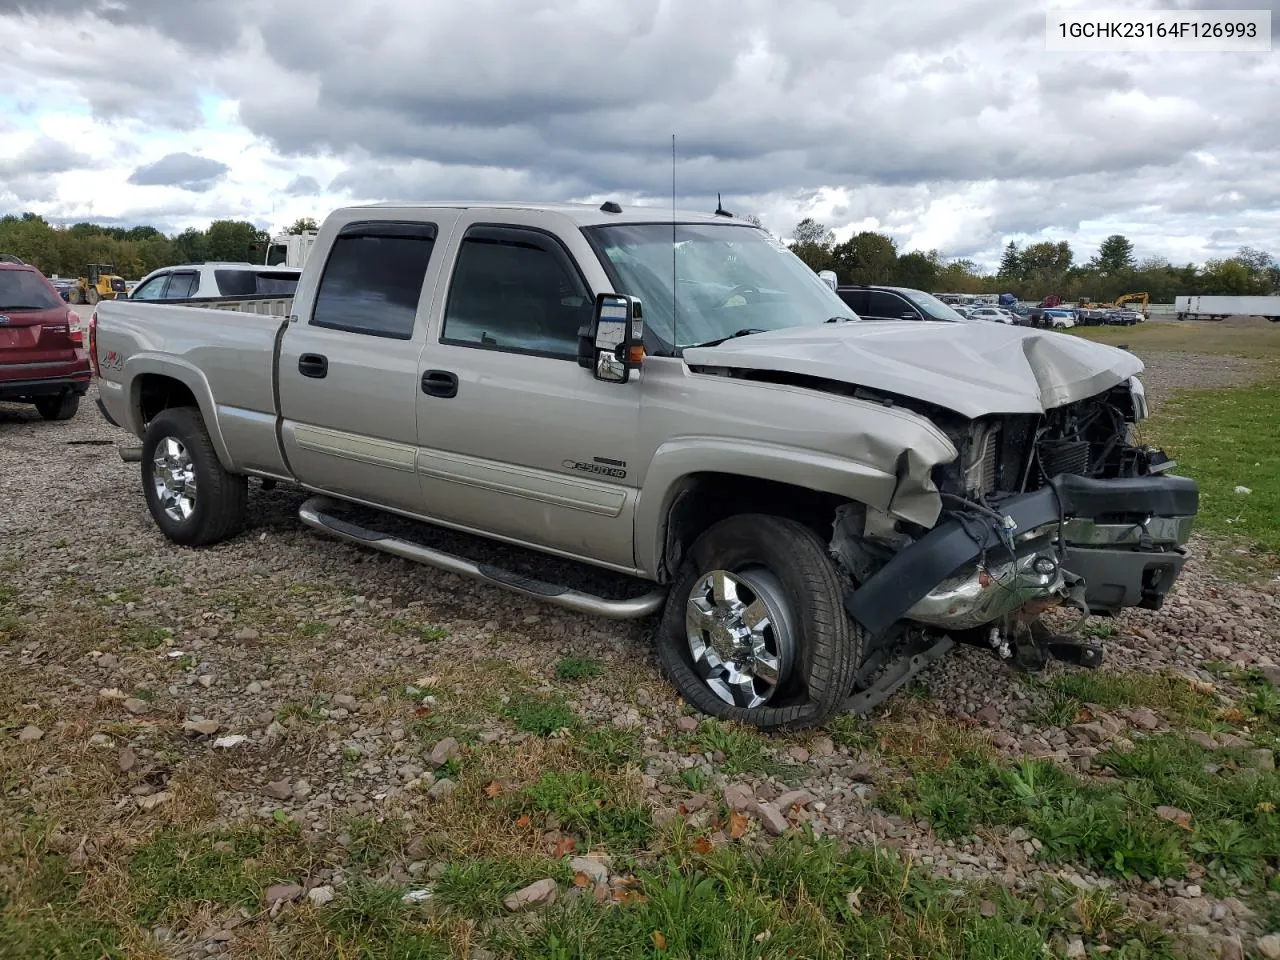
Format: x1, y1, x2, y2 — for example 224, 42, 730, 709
0, 260, 91, 420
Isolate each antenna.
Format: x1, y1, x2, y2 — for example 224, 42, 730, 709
672, 134, 678, 349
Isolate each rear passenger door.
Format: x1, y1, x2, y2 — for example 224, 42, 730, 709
413, 217, 641, 570
278, 217, 459, 513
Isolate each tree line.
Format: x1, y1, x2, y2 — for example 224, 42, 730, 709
0, 214, 319, 279
779, 217, 1280, 301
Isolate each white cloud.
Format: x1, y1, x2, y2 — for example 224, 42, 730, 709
0, 0, 1276, 264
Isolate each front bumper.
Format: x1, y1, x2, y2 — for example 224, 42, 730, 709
845, 473, 1198, 637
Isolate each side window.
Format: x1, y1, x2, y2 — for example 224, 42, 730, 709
310, 221, 437, 339
867, 291, 917, 320
836, 289, 868, 314
163, 272, 198, 299
131, 274, 169, 300
441, 225, 592, 359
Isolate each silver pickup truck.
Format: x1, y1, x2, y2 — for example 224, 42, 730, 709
90, 201, 1198, 730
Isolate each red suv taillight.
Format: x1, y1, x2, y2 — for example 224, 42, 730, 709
88, 309, 100, 377
67, 309, 84, 346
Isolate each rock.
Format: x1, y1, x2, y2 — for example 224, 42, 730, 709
1188, 730, 1217, 750
569, 856, 609, 885
774, 790, 816, 812
788, 745, 810, 764
750, 801, 789, 836
245, 681, 263, 695
263, 780, 293, 801
198, 675, 214, 688
1066, 938, 1086, 959
1217, 732, 1252, 749
123, 697, 149, 715
182, 719, 220, 736
1256, 935, 1280, 960
680, 794, 709, 813
17, 725, 44, 743
136, 791, 172, 811
1129, 707, 1160, 731
1069, 722, 1108, 744
429, 737, 460, 767
503, 878, 557, 911
975, 704, 1000, 725
306, 886, 335, 907
428, 778, 457, 800
264, 883, 303, 904
1219, 934, 1244, 960
1183, 884, 1202, 898
88, 733, 113, 748
1156, 806, 1192, 829
1258, 664, 1280, 687
809, 736, 835, 758
980, 899, 997, 918
332, 694, 358, 710
234, 628, 260, 642
724, 783, 754, 811
118, 747, 137, 772
675, 716, 698, 733
848, 763, 876, 783
1249, 748, 1275, 772
95, 653, 119, 670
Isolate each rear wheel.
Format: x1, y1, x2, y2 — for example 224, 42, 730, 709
656, 514, 864, 730
86, 288, 100, 305
140, 406, 247, 546
34, 393, 79, 421
68, 287, 84, 305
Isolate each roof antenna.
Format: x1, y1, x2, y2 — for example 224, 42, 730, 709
714, 193, 733, 218
672, 133, 678, 350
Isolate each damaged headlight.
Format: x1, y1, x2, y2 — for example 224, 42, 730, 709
1128, 375, 1149, 423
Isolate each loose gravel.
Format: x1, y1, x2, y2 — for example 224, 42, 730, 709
3, 361, 1278, 957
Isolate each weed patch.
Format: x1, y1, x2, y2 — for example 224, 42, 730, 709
504, 694, 579, 737
554, 657, 604, 681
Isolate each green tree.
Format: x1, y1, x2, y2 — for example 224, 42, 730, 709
997, 241, 1021, 279
831, 231, 897, 284
787, 218, 835, 272
892, 250, 940, 290
286, 217, 319, 235
1091, 234, 1135, 275
204, 220, 268, 262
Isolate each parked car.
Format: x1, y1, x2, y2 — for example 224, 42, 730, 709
1042, 309, 1077, 329
969, 306, 1016, 324
129, 262, 301, 301
0, 261, 90, 419
834, 284, 972, 322
1104, 310, 1142, 326
92, 201, 1197, 730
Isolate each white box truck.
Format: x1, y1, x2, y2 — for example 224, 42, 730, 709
1175, 295, 1280, 321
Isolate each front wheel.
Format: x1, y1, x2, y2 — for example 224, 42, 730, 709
34, 392, 79, 421
86, 288, 100, 305
656, 514, 865, 730
140, 406, 247, 546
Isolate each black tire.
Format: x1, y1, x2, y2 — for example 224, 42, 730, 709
68, 287, 84, 305
34, 393, 79, 421
140, 406, 247, 546
86, 287, 100, 305
656, 514, 865, 731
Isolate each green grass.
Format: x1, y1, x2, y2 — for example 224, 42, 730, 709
434, 857, 574, 921
688, 719, 783, 776
1141, 378, 1280, 553
504, 694, 579, 736
904, 735, 1280, 884
1037, 669, 1217, 729
318, 883, 448, 960
0, 852, 125, 959
514, 771, 653, 851
554, 657, 604, 680
1072, 321, 1280, 361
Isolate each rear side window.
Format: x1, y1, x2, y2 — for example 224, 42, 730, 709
0, 269, 62, 309
866, 291, 916, 319
309, 222, 437, 339
163, 272, 198, 299
836, 289, 868, 314
214, 269, 300, 297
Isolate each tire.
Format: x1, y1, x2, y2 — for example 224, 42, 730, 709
86, 287, 100, 305
656, 514, 865, 731
140, 406, 247, 546
34, 393, 79, 421
69, 287, 83, 305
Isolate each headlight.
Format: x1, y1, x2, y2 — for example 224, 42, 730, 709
1128, 375, 1148, 423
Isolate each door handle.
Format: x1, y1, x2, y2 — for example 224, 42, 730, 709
421, 369, 458, 398
298, 353, 328, 379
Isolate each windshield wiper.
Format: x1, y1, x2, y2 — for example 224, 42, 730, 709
686, 327, 767, 349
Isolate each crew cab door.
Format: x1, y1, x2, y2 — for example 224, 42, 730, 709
278, 215, 460, 513
413, 215, 641, 571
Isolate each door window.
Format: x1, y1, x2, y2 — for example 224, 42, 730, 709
866, 291, 919, 320
309, 222, 438, 339
163, 272, 198, 299
441, 226, 592, 359
130, 274, 169, 300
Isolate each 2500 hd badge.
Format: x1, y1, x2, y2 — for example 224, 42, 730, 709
562, 458, 628, 479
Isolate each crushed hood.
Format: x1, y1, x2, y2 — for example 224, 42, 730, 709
681, 321, 1144, 418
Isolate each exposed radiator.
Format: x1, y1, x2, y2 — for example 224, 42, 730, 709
1040, 439, 1090, 479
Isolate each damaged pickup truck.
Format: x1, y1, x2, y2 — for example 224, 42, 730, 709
90, 201, 1198, 730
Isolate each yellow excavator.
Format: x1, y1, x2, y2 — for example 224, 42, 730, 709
1114, 292, 1149, 314
67, 264, 128, 305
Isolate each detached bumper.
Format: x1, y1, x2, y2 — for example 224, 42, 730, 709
845, 474, 1198, 637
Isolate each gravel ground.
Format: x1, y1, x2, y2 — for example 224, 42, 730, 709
3, 360, 1279, 957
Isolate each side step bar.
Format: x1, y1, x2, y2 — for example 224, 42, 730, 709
298, 495, 667, 620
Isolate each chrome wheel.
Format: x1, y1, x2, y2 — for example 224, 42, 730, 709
151, 437, 198, 522
685, 567, 796, 708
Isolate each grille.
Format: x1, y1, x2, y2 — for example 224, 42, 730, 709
1040, 439, 1090, 479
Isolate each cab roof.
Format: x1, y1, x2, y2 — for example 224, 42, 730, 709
343, 200, 751, 229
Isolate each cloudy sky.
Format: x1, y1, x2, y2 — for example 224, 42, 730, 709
0, 0, 1276, 269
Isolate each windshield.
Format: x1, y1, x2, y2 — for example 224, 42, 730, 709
0, 270, 62, 310
584, 222, 857, 350
898, 288, 970, 322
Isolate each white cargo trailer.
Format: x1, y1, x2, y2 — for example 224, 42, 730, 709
1175, 295, 1280, 321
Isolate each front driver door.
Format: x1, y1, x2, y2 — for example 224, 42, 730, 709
413, 217, 641, 571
